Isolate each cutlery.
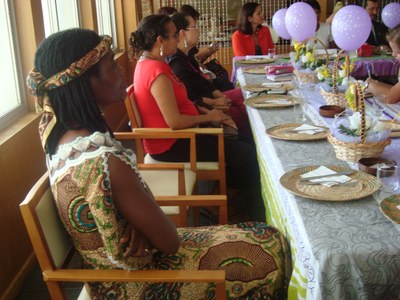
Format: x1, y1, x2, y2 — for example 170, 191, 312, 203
299, 170, 356, 182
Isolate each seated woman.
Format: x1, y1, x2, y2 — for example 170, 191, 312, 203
28, 27, 291, 299
168, 12, 253, 143
366, 24, 400, 104
232, 2, 274, 56
130, 14, 264, 220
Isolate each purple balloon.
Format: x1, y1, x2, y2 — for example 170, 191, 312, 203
285, 2, 317, 42
272, 9, 291, 40
332, 5, 372, 51
382, 3, 400, 29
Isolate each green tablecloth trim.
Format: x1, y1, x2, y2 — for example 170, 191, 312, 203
254, 138, 308, 300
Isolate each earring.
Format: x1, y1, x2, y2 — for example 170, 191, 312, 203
160, 45, 164, 57
184, 38, 188, 48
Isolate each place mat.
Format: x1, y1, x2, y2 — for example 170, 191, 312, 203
380, 120, 400, 138
244, 95, 300, 108
277, 53, 290, 59
279, 165, 381, 201
266, 123, 328, 141
380, 194, 400, 224
242, 82, 295, 92
236, 58, 274, 64
242, 67, 266, 74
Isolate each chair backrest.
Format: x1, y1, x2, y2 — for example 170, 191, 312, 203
20, 172, 73, 298
125, 84, 146, 163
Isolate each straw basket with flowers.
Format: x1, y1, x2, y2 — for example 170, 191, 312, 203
291, 38, 329, 84
318, 50, 354, 107
327, 81, 391, 162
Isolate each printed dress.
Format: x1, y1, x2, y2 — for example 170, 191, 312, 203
48, 131, 291, 299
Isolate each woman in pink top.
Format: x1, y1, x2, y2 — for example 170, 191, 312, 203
232, 2, 274, 56
130, 15, 265, 221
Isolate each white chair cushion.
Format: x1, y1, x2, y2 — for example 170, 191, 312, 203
139, 169, 196, 216
77, 285, 90, 300
145, 154, 219, 171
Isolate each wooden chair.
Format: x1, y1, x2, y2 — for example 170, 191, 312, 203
20, 173, 227, 300
121, 84, 227, 195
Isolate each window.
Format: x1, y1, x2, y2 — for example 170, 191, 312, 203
0, 0, 25, 129
41, 0, 80, 37
96, 0, 118, 49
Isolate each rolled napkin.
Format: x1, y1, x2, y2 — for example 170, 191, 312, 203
245, 55, 271, 60
292, 124, 325, 135
262, 82, 283, 87
300, 166, 352, 187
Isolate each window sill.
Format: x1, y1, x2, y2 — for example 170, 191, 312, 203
0, 112, 40, 146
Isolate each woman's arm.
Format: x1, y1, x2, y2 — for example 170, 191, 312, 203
366, 78, 400, 103
108, 154, 180, 254
150, 74, 228, 129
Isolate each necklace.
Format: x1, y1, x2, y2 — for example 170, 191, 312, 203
140, 51, 162, 61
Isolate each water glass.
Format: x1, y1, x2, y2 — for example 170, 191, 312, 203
377, 164, 399, 193
268, 48, 276, 59
370, 96, 385, 119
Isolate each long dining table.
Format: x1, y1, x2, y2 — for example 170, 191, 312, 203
236, 67, 400, 300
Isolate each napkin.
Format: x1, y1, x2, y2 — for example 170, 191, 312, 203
260, 99, 290, 105
370, 163, 394, 169
261, 82, 283, 87
300, 166, 352, 187
245, 55, 270, 60
293, 124, 325, 135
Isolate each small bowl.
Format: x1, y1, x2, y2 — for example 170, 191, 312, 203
358, 157, 397, 176
319, 105, 345, 118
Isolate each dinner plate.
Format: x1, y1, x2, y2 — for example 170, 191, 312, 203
236, 58, 274, 64
380, 120, 400, 138
242, 66, 266, 74
380, 194, 400, 224
266, 123, 328, 141
244, 95, 300, 108
279, 165, 381, 201
242, 83, 295, 92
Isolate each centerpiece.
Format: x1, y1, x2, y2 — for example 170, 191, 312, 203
291, 38, 328, 84
327, 81, 391, 162
318, 50, 354, 107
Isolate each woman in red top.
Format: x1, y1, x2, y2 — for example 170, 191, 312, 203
130, 15, 265, 221
232, 2, 275, 56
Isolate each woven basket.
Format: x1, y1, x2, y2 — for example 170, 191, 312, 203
320, 50, 350, 107
320, 89, 347, 106
327, 133, 391, 162
327, 82, 391, 162
293, 38, 329, 84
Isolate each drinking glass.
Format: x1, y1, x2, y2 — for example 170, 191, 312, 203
370, 96, 385, 119
377, 164, 399, 194
268, 48, 276, 59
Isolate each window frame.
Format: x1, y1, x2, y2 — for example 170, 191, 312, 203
0, 0, 27, 130
96, 0, 118, 49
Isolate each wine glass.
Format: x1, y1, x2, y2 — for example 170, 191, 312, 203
377, 163, 399, 198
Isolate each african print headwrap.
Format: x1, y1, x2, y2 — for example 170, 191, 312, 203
26, 35, 112, 150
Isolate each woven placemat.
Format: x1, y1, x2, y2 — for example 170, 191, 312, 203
242, 67, 266, 74
236, 58, 274, 64
243, 83, 295, 92
380, 194, 400, 224
244, 94, 300, 108
266, 123, 328, 141
279, 165, 381, 201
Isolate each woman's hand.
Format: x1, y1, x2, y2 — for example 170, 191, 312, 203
207, 109, 229, 123
121, 224, 152, 257
221, 115, 238, 129
213, 96, 231, 107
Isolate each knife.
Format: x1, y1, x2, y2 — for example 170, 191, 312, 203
299, 171, 355, 182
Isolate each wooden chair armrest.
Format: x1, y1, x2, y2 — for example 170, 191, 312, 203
43, 269, 225, 283
137, 163, 185, 171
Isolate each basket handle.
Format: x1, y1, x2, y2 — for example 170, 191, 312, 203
354, 82, 366, 144
302, 37, 330, 66
332, 50, 350, 94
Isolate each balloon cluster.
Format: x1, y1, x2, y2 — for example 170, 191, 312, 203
272, 2, 379, 52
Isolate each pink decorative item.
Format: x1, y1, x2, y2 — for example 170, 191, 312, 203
272, 9, 291, 40
382, 3, 400, 29
285, 2, 317, 42
332, 5, 372, 51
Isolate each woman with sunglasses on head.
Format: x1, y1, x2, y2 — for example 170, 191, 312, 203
168, 12, 253, 144
232, 2, 275, 56
29, 26, 290, 299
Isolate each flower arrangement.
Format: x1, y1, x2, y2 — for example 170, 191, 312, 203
333, 82, 388, 140
293, 41, 325, 71
316, 61, 354, 88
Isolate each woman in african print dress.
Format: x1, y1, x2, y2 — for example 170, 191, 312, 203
27, 26, 291, 299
